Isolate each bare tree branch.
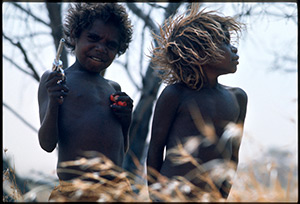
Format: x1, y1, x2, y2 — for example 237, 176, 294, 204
123, 2, 182, 174
3, 55, 34, 78
126, 3, 159, 33
3, 102, 38, 133
46, 2, 68, 69
114, 55, 142, 91
11, 32, 52, 41
148, 3, 168, 10
3, 33, 40, 82
139, 24, 147, 79
164, 2, 182, 19
11, 2, 50, 27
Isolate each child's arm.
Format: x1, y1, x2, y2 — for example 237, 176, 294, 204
107, 80, 133, 153
110, 91, 133, 153
231, 87, 248, 164
234, 88, 248, 124
38, 70, 69, 152
147, 84, 181, 185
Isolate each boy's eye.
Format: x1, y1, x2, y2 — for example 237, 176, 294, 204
223, 31, 231, 44
107, 42, 119, 51
88, 34, 100, 41
87, 33, 119, 51
224, 37, 230, 44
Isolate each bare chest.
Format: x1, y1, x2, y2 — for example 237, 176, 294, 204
179, 88, 240, 125
57, 73, 123, 155
63, 74, 115, 110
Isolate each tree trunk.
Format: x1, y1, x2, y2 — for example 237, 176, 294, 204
46, 2, 68, 68
123, 3, 182, 175
123, 61, 162, 174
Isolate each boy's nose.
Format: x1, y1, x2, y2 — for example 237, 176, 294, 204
95, 43, 107, 54
231, 45, 238, 53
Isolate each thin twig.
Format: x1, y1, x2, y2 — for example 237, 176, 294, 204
3, 33, 40, 82
3, 55, 34, 77
126, 3, 159, 34
3, 102, 38, 133
11, 2, 50, 27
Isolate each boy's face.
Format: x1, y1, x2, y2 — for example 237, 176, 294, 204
206, 42, 239, 75
74, 19, 120, 73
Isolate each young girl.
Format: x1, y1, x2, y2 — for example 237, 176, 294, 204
147, 5, 247, 199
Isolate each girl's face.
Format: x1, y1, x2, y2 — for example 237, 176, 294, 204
74, 19, 120, 73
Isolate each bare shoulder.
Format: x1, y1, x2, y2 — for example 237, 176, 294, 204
106, 79, 121, 92
154, 83, 185, 113
161, 83, 185, 97
233, 88, 247, 106
223, 85, 247, 104
158, 83, 185, 103
223, 85, 248, 123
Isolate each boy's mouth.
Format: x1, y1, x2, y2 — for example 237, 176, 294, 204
232, 56, 239, 64
90, 56, 104, 63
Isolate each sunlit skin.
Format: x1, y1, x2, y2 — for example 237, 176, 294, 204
147, 42, 247, 198
38, 19, 133, 181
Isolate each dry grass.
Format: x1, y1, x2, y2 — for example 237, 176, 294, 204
228, 160, 298, 202
3, 149, 23, 202
2, 120, 297, 202
3, 167, 23, 202
3, 146, 298, 202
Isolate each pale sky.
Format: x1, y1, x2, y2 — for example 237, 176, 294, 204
2, 2, 298, 180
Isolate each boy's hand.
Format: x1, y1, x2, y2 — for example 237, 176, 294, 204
110, 91, 133, 122
45, 71, 69, 105
110, 91, 133, 152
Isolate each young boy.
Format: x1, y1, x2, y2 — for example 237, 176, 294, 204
147, 5, 247, 199
38, 3, 133, 183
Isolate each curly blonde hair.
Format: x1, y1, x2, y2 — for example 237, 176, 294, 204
151, 4, 243, 90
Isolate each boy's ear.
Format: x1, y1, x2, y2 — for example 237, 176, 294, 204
69, 29, 76, 46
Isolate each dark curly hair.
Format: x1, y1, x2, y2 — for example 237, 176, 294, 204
63, 3, 133, 56
151, 4, 243, 90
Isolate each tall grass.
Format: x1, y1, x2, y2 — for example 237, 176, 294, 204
3, 146, 298, 202
3, 114, 297, 202
3, 149, 23, 202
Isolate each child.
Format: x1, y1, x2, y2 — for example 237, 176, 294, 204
38, 3, 133, 184
147, 5, 247, 199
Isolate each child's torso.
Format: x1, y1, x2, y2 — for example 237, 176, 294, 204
172, 85, 240, 137
161, 84, 240, 178
57, 69, 124, 179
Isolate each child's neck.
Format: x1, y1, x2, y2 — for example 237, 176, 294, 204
205, 77, 219, 88
73, 60, 102, 76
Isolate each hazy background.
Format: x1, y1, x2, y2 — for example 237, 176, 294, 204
3, 2, 297, 183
